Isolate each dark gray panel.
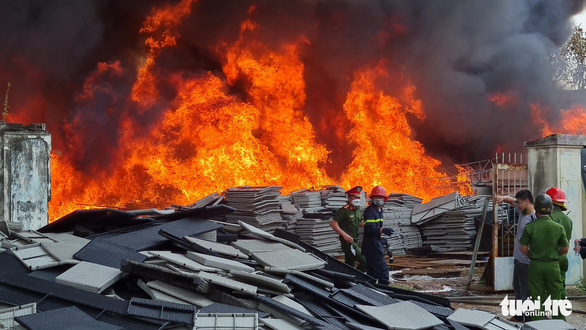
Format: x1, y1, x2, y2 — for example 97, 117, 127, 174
410, 300, 454, 318
330, 291, 364, 308
348, 284, 397, 306
28, 265, 72, 282
0, 274, 128, 314
73, 239, 146, 268
15, 306, 122, 330
108, 218, 222, 251
0, 252, 28, 277
255, 295, 330, 328
127, 297, 196, 325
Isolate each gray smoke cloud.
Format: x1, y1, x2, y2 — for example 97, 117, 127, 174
0, 0, 584, 175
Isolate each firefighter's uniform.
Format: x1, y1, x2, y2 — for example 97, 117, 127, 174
362, 204, 389, 285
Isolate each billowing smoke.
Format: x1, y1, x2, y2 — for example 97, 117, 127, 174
0, 0, 584, 176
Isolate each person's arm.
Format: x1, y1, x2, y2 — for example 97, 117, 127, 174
519, 227, 531, 256
496, 195, 516, 206
557, 230, 569, 256
330, 219, 353, 243
363, 208, 382, 236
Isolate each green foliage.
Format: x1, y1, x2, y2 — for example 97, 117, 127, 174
552, 26, 586, 90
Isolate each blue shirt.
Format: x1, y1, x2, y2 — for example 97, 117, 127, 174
513, 203, 535, 264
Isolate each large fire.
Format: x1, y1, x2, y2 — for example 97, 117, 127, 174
45, 1, 460, 221
531, 103, 586, 136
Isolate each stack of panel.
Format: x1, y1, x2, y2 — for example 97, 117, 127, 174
388, 193, 423, 209
294, 212, 341, 255
291, 190, 323, 212
417, 197, 485, 252
381, 205, 422, 255
278, 196, 302, 233
320, 185, 348, 213
223, 186, 284, 233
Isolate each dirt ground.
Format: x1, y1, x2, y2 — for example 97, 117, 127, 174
390, 270, 586, 329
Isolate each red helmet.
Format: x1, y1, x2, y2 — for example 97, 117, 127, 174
370, 185, 388, 201
546, 187, 567, 203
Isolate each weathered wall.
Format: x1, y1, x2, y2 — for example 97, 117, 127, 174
526, 135, 586, 285
0, 126, 51, 230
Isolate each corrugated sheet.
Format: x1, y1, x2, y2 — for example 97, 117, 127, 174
14, 306, 122, 330
73, 239, 147, 268
127, 297, 196, 325
107, 218, 221, 251
197, 272, 257, 295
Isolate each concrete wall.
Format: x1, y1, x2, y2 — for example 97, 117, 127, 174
0, 124, 51, 230
526, 134, 586, 285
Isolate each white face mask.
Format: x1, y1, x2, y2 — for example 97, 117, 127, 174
373, 199, 384, 206
351, 199, 360, 207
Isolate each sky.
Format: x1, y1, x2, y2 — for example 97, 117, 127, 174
575, 10, 586, 27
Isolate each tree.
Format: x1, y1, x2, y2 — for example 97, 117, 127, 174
552, 26, 586, 90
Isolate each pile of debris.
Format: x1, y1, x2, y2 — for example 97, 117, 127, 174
413, 193, 487, 252
0, 203, 549, 330
223, 186, 284, 232
381, 194, 424, 256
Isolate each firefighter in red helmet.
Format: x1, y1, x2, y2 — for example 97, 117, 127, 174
361, 185, 394, 285
546, 187, 573, 298
330, 186, 366, 271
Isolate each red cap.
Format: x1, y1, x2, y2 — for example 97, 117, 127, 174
346, 186, 362, 195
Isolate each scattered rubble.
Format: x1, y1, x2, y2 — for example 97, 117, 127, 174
0, 187, 578, 329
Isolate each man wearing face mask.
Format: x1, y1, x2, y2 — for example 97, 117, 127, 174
361, 185, 393, 285
330, 186, 366, 271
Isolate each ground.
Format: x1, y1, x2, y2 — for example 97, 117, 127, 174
391, 269, 586, 329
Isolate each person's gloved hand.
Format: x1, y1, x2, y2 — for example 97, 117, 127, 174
381, 227, 394, 236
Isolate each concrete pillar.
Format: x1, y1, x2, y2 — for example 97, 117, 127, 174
525, 134, 586, 285
0, 122, 51, 230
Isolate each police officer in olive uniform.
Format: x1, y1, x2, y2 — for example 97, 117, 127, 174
546, 187, 573, 298
520, 194, 569, 320
330, 186, 366, 271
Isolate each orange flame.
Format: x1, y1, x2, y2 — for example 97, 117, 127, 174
48, 3, 466, 221
488, 92, 518, 108
340, 63, 448, 202
530, 103, 586, 136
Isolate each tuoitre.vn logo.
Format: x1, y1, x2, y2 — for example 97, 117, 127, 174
499, 295, 572, 318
